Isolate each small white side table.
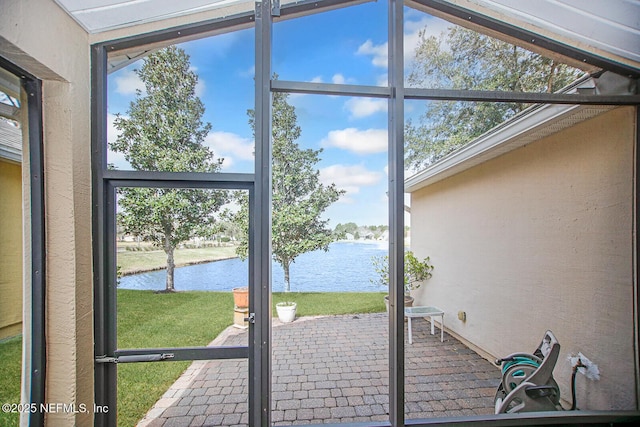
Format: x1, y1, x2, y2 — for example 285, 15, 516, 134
404, 306, 445, 343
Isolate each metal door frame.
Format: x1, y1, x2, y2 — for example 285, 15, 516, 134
94, 175, 258, 426
0, 55, 47, 427
91, 13, 271, 423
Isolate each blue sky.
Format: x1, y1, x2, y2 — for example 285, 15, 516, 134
107, 3, 450, 227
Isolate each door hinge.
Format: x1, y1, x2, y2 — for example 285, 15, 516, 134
244, 313, 256, 324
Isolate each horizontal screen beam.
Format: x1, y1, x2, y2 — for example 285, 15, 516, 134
113, 346, 249, 362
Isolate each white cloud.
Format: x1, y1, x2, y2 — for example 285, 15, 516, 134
404, 15, 451, 68
356, 16, 451, 70
332, 74, 356, 85
195, 79, 206, 97
114, 66, 207, 97
305, 74, 355, 85
319, 164, 383, 198
332, 74, 346, 84
320, 128, 387, 154
107, 113, 130, 169
113, 69, 145, 96
220, 156, 235, 169
357, 40, 388, 68
188, 66, 208, 97
107, 113, 121, 144
204, 131, 254, 168
336, 195, 357, 204
344, 98, 387, 119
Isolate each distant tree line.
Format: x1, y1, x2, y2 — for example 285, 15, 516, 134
333, 223, 410, 240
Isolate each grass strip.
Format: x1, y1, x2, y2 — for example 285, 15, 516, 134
271, 292, 385, 317
0, 336, 22, 427
117, 246, 238, 275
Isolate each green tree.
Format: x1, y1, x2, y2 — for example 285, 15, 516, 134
111, 46, 228, 292
234, 89, 344, 292
334, 222, 359, 239
405, 26, 584, 170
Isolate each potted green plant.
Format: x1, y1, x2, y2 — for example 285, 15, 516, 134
370, 251, 434, 310
275, 301, 297, 323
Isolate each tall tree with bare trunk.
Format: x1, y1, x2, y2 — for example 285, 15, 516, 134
232, 86, 344, 292
111, 46, 228, 292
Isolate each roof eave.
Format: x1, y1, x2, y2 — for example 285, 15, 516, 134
0, 145, 21, 163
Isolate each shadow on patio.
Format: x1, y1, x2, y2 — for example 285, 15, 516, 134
138, 313, 499, 426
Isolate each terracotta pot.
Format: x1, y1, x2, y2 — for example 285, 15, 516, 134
232, 287, 249, 309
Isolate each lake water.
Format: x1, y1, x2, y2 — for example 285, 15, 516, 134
119, 241, 389, 292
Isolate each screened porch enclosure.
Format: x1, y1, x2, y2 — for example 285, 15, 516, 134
85, 0, 640, 426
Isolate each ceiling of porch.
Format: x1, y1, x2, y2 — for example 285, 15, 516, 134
53, 0, 640, 79
52, 0, 252, 33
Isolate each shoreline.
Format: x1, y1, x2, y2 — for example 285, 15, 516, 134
119, 240, 392, 278
121, 255, 239, 277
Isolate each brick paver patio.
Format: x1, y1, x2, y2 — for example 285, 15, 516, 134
137, 313, 499, 426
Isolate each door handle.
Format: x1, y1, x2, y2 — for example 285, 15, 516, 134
95, 353, 175, 364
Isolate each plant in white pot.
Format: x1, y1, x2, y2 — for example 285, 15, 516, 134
370, 251, 434, 310
275, 301, 297, 323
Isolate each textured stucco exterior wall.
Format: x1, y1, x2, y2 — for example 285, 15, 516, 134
410, 106, 637, 410
1, 0, 94, 425
0, 159, 23, 340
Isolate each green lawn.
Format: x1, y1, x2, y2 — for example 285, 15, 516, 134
117, 245, 238, 275
0, 336, 22, 427
270, 292, 385, 316
0, 291, 384, 427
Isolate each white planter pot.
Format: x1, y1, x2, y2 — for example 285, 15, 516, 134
276, 302, 297, 323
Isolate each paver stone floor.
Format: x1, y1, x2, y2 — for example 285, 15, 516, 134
137, 313, 499, 426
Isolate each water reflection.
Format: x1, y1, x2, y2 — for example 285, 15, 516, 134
119, 241, 388, 292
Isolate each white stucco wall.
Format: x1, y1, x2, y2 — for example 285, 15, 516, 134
1, 0, 93, 425
410, 106, 637, 411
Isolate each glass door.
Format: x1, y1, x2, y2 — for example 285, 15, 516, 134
95, 179, 259, 426
92, 5, 270, 423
